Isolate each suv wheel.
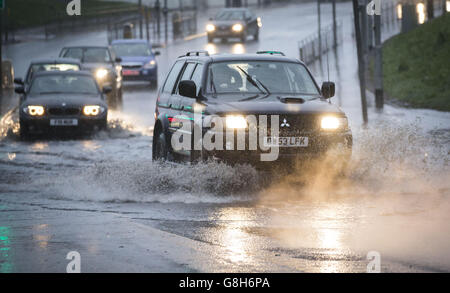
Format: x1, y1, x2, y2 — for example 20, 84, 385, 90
240, 33, 246, 43
153, 131, 169, 161
254, 29, 259, 41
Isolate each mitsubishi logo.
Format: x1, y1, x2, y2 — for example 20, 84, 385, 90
281, 118, 290, 128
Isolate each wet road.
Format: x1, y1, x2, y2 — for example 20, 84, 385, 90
1, 2, 450, 273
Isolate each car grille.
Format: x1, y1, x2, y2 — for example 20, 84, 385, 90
122, 64, 142, 70
254, 114, 321, 136
218, 25, 231, 31
48, 107, 80, 116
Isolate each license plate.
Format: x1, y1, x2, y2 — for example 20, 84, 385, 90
263, 137, 308, 147
123, 70, 140, 76
50, 119, 78, 126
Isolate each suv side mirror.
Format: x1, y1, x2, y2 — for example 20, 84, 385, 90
15, 86, 25, 94
14, 78, 24, 85
321, 82, 335, 99
178, 80, 197, 99
153, 51, 161, 56
115, 57, 122, 63
102, 85, 112, 94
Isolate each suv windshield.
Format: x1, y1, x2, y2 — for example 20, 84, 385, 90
29, 75, 99, 95
62, 48, 111, 63
215, 10, 245, 20
112, 43, 152, 57
207, 61, 320, 96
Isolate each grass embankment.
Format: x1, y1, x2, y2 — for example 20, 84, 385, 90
6, 0, 137, 29
383, 13, 450, 111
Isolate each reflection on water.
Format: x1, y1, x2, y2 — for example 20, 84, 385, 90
7, 153, 16, 161
82, 140, 101, 151
31, 142, 48, 151
205, 43, 217, 55
232, 44, 246, 54
33, 224, 51, 250
204, 43, 246, 55
215, 207, 254, 264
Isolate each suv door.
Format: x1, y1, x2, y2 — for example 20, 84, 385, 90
169, 62, 197, 156
156, 60, 184, 122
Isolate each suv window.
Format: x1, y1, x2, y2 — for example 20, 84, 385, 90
191, 64, 204, 95
175, 63, 196, 94
162, 61, 184, 93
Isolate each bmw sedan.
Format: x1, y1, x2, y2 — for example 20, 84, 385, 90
15, 71, 110, 139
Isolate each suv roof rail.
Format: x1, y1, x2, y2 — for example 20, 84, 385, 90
256, 51, 285, 56
179, 50, 210, 58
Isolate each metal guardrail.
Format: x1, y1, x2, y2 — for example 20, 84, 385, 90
298, 20, 343, 65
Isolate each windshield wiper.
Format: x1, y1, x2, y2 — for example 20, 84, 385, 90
37, 91, 65, 95
236, 66, 270, 95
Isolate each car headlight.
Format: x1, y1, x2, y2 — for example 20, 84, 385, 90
226, 115, 247, 129
321, 116, 348, 130
143, 60, 156, 69
232, 23, 243, 32
257, 17, 262, 28
83, 105, 105, 116
95, 68, 108, 80
23, 105, 45, 116
206, 24, 215, 32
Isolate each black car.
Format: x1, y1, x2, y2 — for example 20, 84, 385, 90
13, 58, 81, 91
152, 51, 352, 167
15, 71, 110, 139
206, 8, 261, 43
59, 46, 123, 109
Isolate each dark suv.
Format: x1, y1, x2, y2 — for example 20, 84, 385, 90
152, 51, 352, 167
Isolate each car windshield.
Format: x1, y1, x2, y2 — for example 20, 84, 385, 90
27, 63, 80, 82
215, 10, 245, 20
63, 48, 111, 63
112, 43, 152, 57
207, 61, 320, 96
29, 75, 99, 95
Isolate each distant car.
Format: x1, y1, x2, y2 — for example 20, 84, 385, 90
15, 71, 110, 139
111, 39, 160, 89
14, 58, 81, 90
206, 8, 261, 43
59, 46, 123, 109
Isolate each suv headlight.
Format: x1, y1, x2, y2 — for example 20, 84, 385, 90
143, 60, 156, 69
95, 68, 108, 80
226, 115, 247, 129
206, 24, 216, 32
23, 105, 45, 116
321, 116, 348, 130
232, 23, 243, 32
83, 105, 105, 116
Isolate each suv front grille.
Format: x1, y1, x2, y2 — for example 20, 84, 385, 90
254, 114, 321, 135
48, 107, 80, 116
